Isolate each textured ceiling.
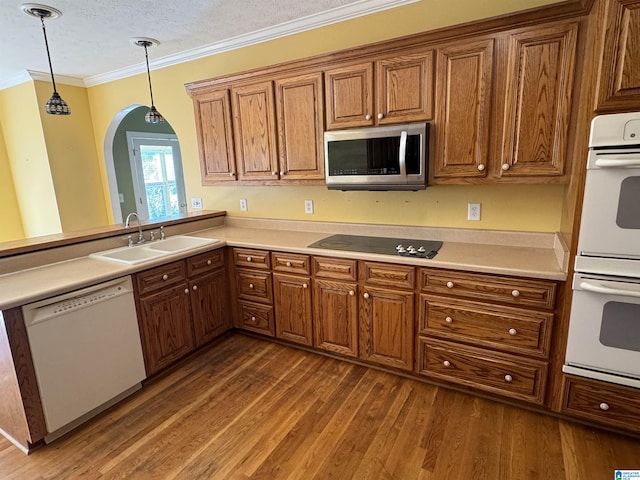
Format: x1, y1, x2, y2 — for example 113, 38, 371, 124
0, 0, 408, 87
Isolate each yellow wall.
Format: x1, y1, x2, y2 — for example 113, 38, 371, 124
0, 82, 61, 238
0, 120, 25, 241
88, 0, 567, 233
35, 81, 110, 232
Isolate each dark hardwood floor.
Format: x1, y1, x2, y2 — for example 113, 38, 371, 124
1, 334, 639, 479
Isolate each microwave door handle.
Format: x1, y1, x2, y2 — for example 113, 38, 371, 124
594, 157, 640, 168
399, 130, 408, 178
579, 280, 640, 298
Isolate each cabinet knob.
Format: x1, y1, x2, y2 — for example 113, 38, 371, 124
286, 261, 292, 267
363, 292, 370, 299
280, 171, 285, 176
249, 283, 255, 289
365, 114, 371, 120
599, 402, 610, 411
184, 289, 189, 294
251, 316, 256, 323
162, 274, 169, 281
511, 289, 520, 298
192, 285, 198, 291
349, 290, 355, 296
207, 259, 212, 265
246, 256, 253, 262
272, 171, 278, 176
504, 374, 513, 383
303, 283, 308, 289
477, 164, 485, 171
229, 172, 235, 177
443, 360, 451, 367
377, 113, 384, 120
502, 163, 510, 171
446, 281, 454, 288
445, 316, 453, 324
508, 328, 517, 336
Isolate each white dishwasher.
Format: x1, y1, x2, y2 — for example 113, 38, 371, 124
22, 276, 146, 443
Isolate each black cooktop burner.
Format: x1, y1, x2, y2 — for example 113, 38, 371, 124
308, 234, 443, 259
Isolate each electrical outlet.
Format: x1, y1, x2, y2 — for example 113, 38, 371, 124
304, 199, 314, 214
239, 198, 248, 212
191, 197, 203, 209
468, 203, 481, 221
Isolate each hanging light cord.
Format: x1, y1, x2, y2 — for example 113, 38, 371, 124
143, 43, 155, 107
40, 15, 59, 94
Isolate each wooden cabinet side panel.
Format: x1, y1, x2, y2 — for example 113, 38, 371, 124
324, 63, 374, 129
273, 274, 313, 346
190, 269, 231, 347
275, 73, 325, 180
433, 39, 494, 180
193, 89, 236, 183
500, 22, 578, 178
0, 308, 46, 448
232, 81, 278, 180
313, 279, 359, 357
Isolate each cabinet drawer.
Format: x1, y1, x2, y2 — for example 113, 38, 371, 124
272, 252, 311, 274
236, 270, 273, 303
420, 268, 556, 309
238, 301, 275, 337
361, 261, 415, 289
417, 338, 547, 404
233, 248, 271, 269
561, 375, 640, 432
187, 249, 225, 277
312, 256, 357, 280
135, 260, 186, 296
419, 296, 552, 358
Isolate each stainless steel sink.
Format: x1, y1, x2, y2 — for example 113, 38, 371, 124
89, 235, 218, 265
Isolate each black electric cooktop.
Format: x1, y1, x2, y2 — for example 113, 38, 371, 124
308, 234, 443, 259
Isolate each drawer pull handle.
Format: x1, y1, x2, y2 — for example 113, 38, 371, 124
184, 289, 189, 294
251, 316, 256, 322
504, 374, 513, 383
445, 316, 453, 324
443, 360, 451, 367
363, 292, 370, 299
508, 328, 517, 336
286, 261, 292, 267
192, 285, 198, 291
162, 274, 169, 281
249, 283, 255, 289
207, 259, 212, 266
446, 281, 454, 288
246, 256, 253, 262
511, 289, 520, 297
599, 402, 610, 411
303, 283, 308, 289
349, 290, 355, 296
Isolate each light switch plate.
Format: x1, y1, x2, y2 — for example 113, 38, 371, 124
191, 197, 203, 209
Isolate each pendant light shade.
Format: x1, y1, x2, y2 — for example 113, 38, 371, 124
22, 3, 70, 115
131, 37, 165, 124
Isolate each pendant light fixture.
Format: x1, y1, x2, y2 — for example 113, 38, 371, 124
21, 3, 70, 115
131, 37, 165, 124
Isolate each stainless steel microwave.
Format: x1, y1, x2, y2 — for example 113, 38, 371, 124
324, 123, 429, 190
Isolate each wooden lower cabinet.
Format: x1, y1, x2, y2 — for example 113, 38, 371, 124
360, 286, 414, 371
273, 273, 313, 346
313, 278, 359, 357
190, 268, 230, 347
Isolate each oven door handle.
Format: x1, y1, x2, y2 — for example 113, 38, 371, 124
579, 280, 640, 298
594, 157, 640, 168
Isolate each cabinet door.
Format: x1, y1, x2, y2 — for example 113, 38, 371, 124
500, 22, 577, 178
324, 63, 374, 129
433, 39, 494, 180
313, 279, 358, 357
232, 81, 278, 180
275, 73, 325, 181
376, 51, 434, 124
359, 287, 414, 371
191, 89, 236, 184
137, 284, 194, 376
189, 268, 230, 347
597, 0, 640, 112
273, 273, 313, 346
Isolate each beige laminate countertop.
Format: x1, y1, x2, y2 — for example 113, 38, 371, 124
0, 218, 568, 311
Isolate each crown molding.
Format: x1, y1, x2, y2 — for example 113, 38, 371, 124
0, 70, 86, 90
83, 0, 418, 87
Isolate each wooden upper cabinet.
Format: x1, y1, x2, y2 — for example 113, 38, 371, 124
597, 0, 640, 112
274, 73, 325, 181
432, 38, 494, 181
191, 89, 236, 184
324, 51, 434, 130
499, 21, 578, 178
325, 62, 374, 129
231, 81, 278, 181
